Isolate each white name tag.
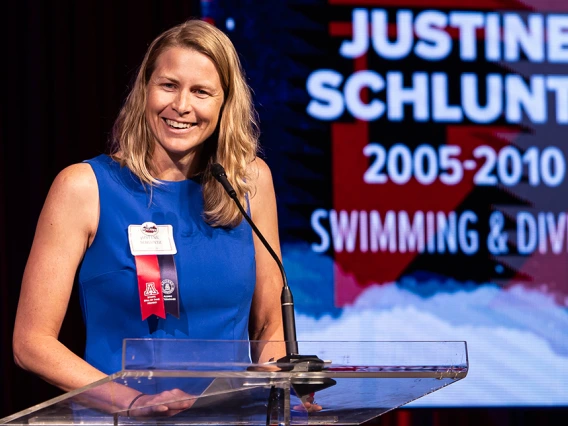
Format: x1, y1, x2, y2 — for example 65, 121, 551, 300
128, 222, 177, 255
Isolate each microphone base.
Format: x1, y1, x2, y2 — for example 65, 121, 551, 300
291, 377, 337, 397
276, 354, 337, 397
276, 354, 326, 372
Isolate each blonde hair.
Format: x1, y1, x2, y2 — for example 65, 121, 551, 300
110, 19, 260, 227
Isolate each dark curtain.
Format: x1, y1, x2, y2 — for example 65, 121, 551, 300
0, 0, 197, 415
0, 1, 566, 425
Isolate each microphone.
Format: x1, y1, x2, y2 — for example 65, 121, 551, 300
211, 162, 336, 396
210, 162, 299, 356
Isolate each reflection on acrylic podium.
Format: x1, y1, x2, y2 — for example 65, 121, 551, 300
0, 339, 468, 425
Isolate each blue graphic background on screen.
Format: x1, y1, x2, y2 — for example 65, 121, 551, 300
201, 0, 568, 407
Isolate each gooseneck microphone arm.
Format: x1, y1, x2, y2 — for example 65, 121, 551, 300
211, 163, 337, 401
210, 163, 299, 356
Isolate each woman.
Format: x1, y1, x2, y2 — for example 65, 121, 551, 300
13, 19, 286, 416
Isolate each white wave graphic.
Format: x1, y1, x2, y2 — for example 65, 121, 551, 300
295, 283, 568, 406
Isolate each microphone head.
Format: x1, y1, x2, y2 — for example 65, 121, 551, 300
211, 163, 226, 180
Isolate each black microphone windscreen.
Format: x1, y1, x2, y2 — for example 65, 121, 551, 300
211, 163, 226, 179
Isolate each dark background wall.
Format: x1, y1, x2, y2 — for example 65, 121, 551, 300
0, 0, 197, 414
0, 1, 566, 425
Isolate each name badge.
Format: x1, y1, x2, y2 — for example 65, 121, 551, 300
128, 222, 177, 255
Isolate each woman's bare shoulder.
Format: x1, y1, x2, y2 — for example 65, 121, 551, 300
52, 162, 97, 191
42, 162, 99, 237
247, 157, 273, 188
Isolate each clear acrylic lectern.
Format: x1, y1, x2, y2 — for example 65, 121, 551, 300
1, 339, 468, 425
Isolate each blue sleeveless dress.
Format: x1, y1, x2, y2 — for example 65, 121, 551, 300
78, 155, 256, 375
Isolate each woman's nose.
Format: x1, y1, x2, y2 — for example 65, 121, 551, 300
172, 92, 192, 116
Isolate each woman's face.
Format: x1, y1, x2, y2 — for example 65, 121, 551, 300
145, 46, 224, 163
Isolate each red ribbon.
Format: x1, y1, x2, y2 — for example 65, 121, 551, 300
134, 255, 166, 320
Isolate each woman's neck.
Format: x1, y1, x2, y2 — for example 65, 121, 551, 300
151, 149, 203, 181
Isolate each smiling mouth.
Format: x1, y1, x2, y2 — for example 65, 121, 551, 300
163, 118, 196, 129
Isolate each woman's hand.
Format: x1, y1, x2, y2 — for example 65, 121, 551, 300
127, 389, 195, 418
293, 393, 323, 413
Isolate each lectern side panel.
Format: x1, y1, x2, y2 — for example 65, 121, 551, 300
290, 376, 463, 424
312, 377, 461, 408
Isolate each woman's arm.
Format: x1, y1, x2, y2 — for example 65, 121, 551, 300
12, 164, 140, 408
12, 163, 196, 414
13, 164, 107, 388
247, 158, 287, 363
